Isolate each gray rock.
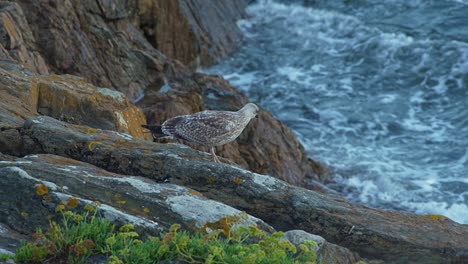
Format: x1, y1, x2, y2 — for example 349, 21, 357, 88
283, 230, 326, 250
7, 115, 468, 263
0, 154, 273, 236
283, 230, 360, 264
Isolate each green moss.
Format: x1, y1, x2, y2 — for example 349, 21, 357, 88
14, 202, 318, 263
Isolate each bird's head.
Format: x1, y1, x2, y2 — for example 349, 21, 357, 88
239, 103, 260, 119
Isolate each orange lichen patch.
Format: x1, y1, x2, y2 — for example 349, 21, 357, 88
232, 177, 244, 185
66, 197, 80, 209
143, 207, 150, 214
116, 200, 127, 205
36, 184, 49, 196
422, 214, 447, 221
187, 189, 203, 196
87, 128, 98, 134
87, 141, 103, 151
200, 215, 243, 236
20, 212, 29, 217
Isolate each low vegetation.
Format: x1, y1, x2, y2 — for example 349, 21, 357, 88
9, 201, 318, 263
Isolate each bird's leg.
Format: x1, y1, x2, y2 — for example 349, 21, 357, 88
210, 146, 221, 163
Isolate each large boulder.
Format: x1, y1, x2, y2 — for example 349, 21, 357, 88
0, 153, 357, 263
0, 60, 152, 153
36, 74, 151, 140
10, 115, 468, 264
0, 154, 272, 235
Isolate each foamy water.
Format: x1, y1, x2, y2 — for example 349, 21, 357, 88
207, 0, 468, 224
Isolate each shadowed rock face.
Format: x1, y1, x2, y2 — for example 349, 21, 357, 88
137, 0, 248, 67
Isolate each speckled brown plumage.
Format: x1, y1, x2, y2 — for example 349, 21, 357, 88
144, 103, 259, 162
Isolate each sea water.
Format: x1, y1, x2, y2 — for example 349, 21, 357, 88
206, 0, 468, 224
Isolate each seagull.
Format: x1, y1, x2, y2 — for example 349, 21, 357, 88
142, 103, 259, 162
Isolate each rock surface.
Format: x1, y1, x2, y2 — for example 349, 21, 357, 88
136, 0, 248, 67
36, 74, 151, 140
0, 154, 272, 235
0, 0, 328, 184
283, 230, 359, 264
4, 115, 467, 263
0, 60, 37, 129
0, 153, 358, 263
0, 60, 151, 149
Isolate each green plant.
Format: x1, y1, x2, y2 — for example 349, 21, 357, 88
14, 201, 318, 263
0, 253, 13, 261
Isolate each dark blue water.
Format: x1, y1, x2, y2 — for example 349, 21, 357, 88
206, 0, 468, 224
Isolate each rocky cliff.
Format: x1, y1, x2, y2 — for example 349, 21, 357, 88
0, 1, 467, 264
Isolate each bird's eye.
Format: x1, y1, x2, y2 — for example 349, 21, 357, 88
255, 115, 258, 118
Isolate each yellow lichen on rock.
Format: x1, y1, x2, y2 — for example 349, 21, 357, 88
87, 141, 103, 151
186, 189, 203, 196
36, 183, 49, 196
34, 74, 152, 140
422, 214, 447, 221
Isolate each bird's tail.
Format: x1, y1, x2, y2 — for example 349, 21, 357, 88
141, 124, 165, 140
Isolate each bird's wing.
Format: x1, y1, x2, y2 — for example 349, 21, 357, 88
168, 111, 239, 144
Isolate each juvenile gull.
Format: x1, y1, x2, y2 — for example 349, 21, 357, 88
142, 103, 259, 162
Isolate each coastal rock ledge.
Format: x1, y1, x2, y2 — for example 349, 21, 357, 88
0, 1, 466, 264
